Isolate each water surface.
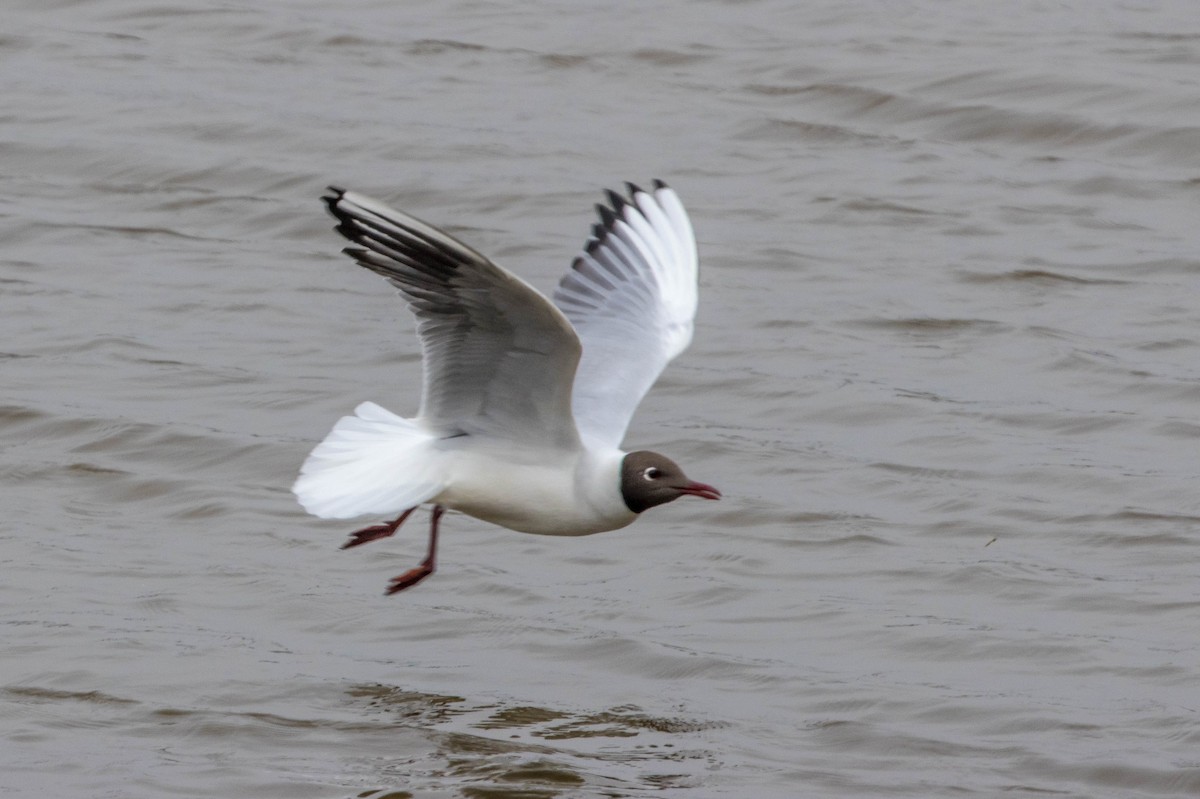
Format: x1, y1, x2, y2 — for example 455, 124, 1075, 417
4, 1, 1200, 796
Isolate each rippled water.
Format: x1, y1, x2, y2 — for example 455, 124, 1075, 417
5, 1, 1200, 796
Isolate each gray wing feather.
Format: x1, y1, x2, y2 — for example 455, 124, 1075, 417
325, 188, 582, 449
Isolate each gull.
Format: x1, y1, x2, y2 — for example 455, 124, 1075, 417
294, 180, 720, 593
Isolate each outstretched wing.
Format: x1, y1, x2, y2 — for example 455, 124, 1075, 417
325, 188, 582, 450
552, 181, 699, 450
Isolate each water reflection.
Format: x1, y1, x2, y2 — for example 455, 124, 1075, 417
346, 683, 721, 797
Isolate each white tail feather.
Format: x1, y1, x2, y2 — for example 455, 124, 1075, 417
293, 402, 444, 519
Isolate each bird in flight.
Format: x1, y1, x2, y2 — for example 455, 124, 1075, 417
294, 180, 719, 593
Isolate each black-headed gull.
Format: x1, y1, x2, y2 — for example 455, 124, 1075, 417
294, 181, 720, 593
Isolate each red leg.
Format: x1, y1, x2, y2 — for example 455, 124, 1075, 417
386, 505, 443, 595
341, 507, 415, 550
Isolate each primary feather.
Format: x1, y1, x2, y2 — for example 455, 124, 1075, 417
553, 181, 700, 449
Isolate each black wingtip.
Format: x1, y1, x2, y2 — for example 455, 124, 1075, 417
652, 178, 668, 191
596, 202, 617, 228
625, 181, 645, 199
322, 186, 348, 218
333, 220, 362, 242
604, 188, 626, 211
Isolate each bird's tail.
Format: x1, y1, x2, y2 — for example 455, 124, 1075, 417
293, 402, 444, 519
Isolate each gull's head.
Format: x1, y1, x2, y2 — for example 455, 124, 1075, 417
620, 450, 721, 513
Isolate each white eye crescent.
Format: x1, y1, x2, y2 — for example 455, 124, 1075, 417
642, 467, 662, 480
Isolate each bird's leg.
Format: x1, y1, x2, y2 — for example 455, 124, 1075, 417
341, 507, 416, 550
386, 505, 443, 595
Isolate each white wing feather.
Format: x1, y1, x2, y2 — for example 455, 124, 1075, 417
553, 182, 700, 449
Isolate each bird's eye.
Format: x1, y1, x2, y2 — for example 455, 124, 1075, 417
643, 467, 662, 480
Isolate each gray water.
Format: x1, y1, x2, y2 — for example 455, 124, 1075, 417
4, 1, 1200, 796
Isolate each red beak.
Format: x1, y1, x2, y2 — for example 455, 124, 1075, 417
679, 481, 722, 501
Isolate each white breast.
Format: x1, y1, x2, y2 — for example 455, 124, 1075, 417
432, 444, 636, 536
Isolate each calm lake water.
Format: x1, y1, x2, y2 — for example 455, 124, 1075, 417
4, 1, 1200, 796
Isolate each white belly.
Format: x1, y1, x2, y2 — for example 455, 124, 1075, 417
432, 446, 635, 536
